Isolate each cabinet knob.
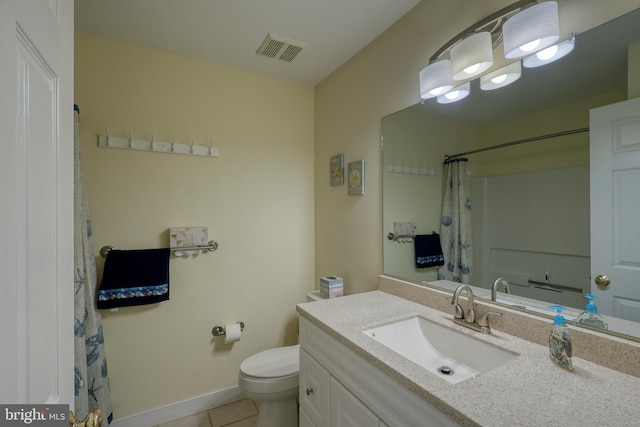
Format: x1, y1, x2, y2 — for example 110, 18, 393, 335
306, 387, 314, 396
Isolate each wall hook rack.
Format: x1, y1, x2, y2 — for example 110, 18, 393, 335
98, 131, 219, 158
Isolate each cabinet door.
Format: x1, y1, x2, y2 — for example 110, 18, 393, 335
300, 406, 316, 427
330, 378, 379, 427
300, 349, 331, 427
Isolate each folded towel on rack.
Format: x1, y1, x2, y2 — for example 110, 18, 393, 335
414, 234, 445, 269
97, 248, 170, 309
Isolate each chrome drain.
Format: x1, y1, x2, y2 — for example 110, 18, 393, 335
438, 366, 454, 376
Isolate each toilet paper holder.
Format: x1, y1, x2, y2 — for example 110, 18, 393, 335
212, 321, 245, 337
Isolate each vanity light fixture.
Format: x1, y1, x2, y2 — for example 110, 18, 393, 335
419, 60, 453, 99
418, 1, 571, 105
480, 61, 522, 90
437, 82, 471, 104
450, 32, 493, 80
523, 33, 575, 68
502, 1, 560, 59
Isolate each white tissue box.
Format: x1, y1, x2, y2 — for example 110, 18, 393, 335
320, 276, 343, 299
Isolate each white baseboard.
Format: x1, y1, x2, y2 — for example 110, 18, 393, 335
109, 386, 244, 427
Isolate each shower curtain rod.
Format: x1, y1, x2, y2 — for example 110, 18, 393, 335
444, 127, 590, 160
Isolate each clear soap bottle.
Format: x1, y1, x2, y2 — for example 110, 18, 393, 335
548, 305, 574, 371
574, 293, 608, 330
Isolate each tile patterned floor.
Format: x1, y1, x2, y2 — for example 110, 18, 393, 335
156, 399, 258, 427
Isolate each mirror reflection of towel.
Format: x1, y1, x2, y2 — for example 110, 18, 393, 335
97, 248, 170, 309
414, 234, 444, 268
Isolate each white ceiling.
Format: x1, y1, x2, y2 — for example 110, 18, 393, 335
74, 0, 422, 85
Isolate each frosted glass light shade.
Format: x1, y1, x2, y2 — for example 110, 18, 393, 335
503, 1, 559, 59
480, 61, 522, 90
451, 32, 493, 80
437, 82, 470, 104
419, 60, 453, 99
523, 34, 575, 68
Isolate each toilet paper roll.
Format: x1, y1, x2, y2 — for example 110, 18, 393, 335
224, 323, 242, 344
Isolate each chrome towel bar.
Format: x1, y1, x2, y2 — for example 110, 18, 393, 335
100, 240, 218, 258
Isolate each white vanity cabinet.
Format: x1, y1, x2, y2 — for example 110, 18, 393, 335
299, 348, 330, 426
299, 317, 459, 427
330, 377, 388, 427
299, 347, 385, 427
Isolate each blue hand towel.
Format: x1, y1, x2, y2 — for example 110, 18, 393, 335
97, 248, 170, 309
414, 234, 445, 269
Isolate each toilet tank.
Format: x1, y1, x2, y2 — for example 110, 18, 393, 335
306, 290, 323, 302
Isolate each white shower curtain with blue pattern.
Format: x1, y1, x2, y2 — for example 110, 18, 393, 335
74, 108, 113, 423
438, 158, 473, 283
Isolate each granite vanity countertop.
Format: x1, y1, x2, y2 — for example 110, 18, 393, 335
296, 291, 640, 427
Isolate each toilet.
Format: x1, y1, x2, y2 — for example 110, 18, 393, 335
237, 291, 324, 427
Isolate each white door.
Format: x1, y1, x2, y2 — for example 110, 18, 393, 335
0, 0, 74, 408
590, 97, 640, 321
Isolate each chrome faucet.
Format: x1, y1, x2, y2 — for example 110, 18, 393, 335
451, 284, 476, 323
491, 277, 511, 302
451, 284, 502, 334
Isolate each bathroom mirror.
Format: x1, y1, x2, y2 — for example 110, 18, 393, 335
382, 8, 640, 341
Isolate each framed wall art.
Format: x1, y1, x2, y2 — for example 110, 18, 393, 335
330, 153, 344, 186
348, 160, 365, 196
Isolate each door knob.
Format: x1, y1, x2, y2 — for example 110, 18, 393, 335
69, 408, 102, 426
594, 275, 611, 287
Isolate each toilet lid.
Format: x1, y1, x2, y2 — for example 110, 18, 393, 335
240, 345, 300, 378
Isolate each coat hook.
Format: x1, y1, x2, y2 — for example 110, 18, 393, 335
190, 138, 195, 154
105, 129, 111, 146
208, 141, 214, 156
171, 136, 176, 152
128, 131, 133, 148
150, 133, 155, 150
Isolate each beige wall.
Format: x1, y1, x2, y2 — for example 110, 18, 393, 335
314, 0, 640, 295
74, 33, 314, 418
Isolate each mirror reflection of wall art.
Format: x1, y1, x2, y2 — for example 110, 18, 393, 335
348, 160, 365, 196
330, 153, 344, 186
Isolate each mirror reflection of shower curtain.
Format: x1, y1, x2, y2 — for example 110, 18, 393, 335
438, 158, 472, 283
74, 107, 113, 423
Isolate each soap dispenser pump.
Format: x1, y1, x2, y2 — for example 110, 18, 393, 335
548, 305, 574, 371
574, 294, 608, 330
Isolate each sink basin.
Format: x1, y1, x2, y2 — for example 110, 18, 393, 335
361, 316, 517, 384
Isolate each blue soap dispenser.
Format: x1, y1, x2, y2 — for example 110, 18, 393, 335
574, 293, 608, 330
548, 305, 574, 371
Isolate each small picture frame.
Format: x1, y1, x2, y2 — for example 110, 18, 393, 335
330, 153, 344, 186
348, 160, 365, 196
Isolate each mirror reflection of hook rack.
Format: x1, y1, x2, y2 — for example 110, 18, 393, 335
386, 164, 438, 176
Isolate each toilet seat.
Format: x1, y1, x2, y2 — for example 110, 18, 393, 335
240, 344, 300, 379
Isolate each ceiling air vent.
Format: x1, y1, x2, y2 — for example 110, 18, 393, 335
257, 34, 306, 62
